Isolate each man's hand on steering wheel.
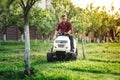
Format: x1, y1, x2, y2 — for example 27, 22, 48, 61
64, 32, 69, 34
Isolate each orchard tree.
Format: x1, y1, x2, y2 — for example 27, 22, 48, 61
71, 8, 91, 59
0, 11, 10, 41
0, 0, 15, 41
9, 1, 24, 41
87, 3, 102, 42
0, 0, 24, 42
78, 9, 91, 59
30, 7, 53, 39
19, 0, 40, 75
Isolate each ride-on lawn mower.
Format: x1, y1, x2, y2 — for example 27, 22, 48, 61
47, 33, 78, 62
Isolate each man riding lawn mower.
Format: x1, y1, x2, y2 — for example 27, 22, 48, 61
47, 14, 78, 62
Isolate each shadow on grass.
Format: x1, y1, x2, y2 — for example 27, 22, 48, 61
107, 51, 120, 54
89, 59, 120, 64
70, 68, 120, 76
0, 49, 24, 54
0, 41, 24, 46
0, 42, 24, 54
0, 69, 70, 80
86, 49, 120, 54
0, 70, 25, 80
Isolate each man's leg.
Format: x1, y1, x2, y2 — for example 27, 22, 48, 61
68, 34, 74, 51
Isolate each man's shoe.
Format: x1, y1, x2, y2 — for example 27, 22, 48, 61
71, 49, 74, 52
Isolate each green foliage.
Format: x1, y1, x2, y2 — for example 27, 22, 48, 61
30, 7, 54, 35
0, 0, 22, 34
52, 0, 75, 20
0, 0, 15, 14
71, 8, 91, 33
9, 1, 23, 27
0, 0, 120, 40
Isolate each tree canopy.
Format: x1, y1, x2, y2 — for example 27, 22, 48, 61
0, 0, 120, 41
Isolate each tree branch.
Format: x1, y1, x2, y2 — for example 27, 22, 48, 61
20, 0, 25, 9
27, 0, 38, 11
30, 0, 38, 8
27, 0, 31, 6
19, 2, 24, 9
20, 0, 39, 16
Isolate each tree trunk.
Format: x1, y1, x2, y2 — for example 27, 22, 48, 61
24, 14, 31, 75
103, 36, 105, 42
89, 38, 91, 43
94, 38, 96, 42
97, 38, 100, 43
82, 33, 86, 59
86, 36, 89, 43
118, 36, 120, 42
2, 34, 6, 42
106, 37, 109, 42
21, 34, 24, 42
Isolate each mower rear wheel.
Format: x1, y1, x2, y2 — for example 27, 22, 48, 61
76, 48, 78, 56
71, 53, 77, 60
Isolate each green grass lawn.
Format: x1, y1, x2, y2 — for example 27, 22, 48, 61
0, 40, 120, 80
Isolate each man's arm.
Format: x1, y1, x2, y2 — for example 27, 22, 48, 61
53, 23, 60, 39
67, 30, 72, 34
53, 30, 58, 39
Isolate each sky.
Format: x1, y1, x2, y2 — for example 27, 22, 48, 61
71, 0, 120, 14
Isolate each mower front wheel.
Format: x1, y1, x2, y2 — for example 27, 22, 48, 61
47, 52, 54, 62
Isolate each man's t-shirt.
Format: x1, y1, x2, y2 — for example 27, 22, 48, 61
56, 21, 72, 33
